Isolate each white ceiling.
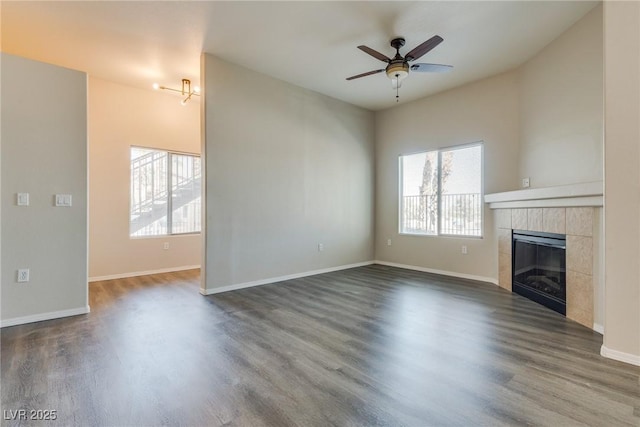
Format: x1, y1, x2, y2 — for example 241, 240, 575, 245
1, 1, 598, 111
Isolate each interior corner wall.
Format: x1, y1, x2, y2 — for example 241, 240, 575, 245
374, 71, 521, 280
88, 77, 201, 280
202, 54, 375, 292
602, 0, 640, 364
519, 4, 603, 188
1, 53, 88, 324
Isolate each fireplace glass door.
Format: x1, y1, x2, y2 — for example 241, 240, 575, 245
512, 230, 566, 315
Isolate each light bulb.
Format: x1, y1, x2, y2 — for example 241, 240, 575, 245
181, 99, 187, 106
152, 83, 160, 90
193, 86, 201, 94
391, 77, 403, 89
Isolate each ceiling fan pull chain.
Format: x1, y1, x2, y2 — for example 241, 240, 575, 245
396, 73, 400, 102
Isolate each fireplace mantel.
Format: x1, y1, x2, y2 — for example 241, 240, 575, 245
484, 181, 603, 209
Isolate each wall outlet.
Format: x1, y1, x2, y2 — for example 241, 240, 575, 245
522, 177, 530, 188
17, 193, 29, 206
461, 245, 468, 255
163, 242, 170, 250
318, 243, 324, 252
17, 269, 30, 283
387, 238, 392, 246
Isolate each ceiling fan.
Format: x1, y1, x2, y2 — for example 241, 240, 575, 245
346, 36, 453, 101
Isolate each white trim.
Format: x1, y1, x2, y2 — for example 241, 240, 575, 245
600, 345, 640, 366
487, 196, 603, 209
484, 181, 603, 204
1, 306, 90, 328
89, 265, 201, 282
593, 323, 604, 334
374, 260, 498, 286
200, 261, 375, 295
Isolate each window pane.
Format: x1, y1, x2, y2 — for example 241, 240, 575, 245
439, 145, 482, 236
400, 151, 438, 235
171, 154, 202, 234
130, 148, 169, 237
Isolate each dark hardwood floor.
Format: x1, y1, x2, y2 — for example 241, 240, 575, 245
2, 265, 639, 426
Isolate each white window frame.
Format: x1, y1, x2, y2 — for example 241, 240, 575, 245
398, 141, 484, 238
130, 146, 202, 238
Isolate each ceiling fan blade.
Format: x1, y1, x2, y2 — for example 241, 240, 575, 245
410, 63, 453, 73
357, 45, 391, 63
405, 35, 444, 61
346, 69, 385, 81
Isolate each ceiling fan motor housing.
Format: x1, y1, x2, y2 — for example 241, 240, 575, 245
390, 37, 406, 50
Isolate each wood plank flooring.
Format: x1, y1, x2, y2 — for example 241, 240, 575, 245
2, 265, 639, 426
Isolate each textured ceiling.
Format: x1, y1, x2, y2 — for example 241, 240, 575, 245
1, 1, 599, 110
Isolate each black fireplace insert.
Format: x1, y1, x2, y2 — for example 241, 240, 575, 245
512, 230, 566, 315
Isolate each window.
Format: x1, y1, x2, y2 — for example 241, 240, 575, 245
399, 143, 483, 237
130, 147, 202, 237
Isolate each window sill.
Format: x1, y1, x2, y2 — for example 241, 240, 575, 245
398, 232, 483, 239
130, 233, 202, 240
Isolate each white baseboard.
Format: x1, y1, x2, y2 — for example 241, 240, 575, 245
601, 344, 640, 366
593, 323, 604, 334
89, 265, 201, 282
1, 305, 90, 328
374, 260, 498, 286
200, 261, 375, 295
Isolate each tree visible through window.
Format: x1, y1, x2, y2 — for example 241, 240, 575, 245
400, 143, 483, 237
130, 147, 201, 237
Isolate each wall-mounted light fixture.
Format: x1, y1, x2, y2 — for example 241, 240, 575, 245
152, 78, 200, 105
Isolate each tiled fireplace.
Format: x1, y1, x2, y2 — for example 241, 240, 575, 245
496, 207, 595, 328
486, 182, 602, 330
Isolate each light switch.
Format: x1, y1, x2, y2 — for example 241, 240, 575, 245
17, 193, 29, 206
55, 194, 72, 207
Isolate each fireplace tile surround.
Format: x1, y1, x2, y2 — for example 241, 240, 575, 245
496, 207, 595, 328
487, 183, 603, 330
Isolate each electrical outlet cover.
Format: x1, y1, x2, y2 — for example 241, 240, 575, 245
17, 269, 29, 282
17, 193, 29, 206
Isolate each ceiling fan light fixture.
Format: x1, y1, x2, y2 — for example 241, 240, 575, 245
386, 62, 409, 82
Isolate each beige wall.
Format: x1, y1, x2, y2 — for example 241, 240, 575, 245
88, 77, 201, 279
375, 71, 521, 280
202, 54, 375, 292
603, 1, 640, 362
1, 54, 88, 323
519, 5, 603, 188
